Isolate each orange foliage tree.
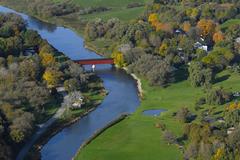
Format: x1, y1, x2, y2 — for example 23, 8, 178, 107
213, 31, 224, 43
183, 21, 191, 32
197, 19, 216, 38
148, 13, 172, 32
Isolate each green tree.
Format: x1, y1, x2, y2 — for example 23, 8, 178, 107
188, 62, 213, 87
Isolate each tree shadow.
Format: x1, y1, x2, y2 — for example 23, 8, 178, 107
174, 66, 189, 83
213, 74, 230, 84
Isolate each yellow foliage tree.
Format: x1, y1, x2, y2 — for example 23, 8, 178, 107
212, 148, 224, 160
148, 13, 158, 27
197, 19, 216, 38
213, 31, 224, 43
111, 51, 125, 67
227, 102, 240, 111
191, 8, 199, 18
43, 68, 62, 88
159, 42, 168, 56
39, 52, 56, 66
148, 13, 172, 32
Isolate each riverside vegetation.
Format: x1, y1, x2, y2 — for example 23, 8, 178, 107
0, 13, 104, 160
1, 0, 240, 159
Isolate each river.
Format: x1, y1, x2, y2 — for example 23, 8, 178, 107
0, 6, 140, 160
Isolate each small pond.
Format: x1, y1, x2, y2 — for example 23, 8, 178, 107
143, 109, 166, 116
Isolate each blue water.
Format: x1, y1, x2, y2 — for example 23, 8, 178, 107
143, 109, 166, 116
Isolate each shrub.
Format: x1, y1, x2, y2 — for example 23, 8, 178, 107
206, 88, 232, 105
163, 130, 176, 144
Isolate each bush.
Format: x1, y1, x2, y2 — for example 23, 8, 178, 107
176, 107, 195, 123
188, 62, 213, 87
163, 130, 176, 144
206, 88, 232, 105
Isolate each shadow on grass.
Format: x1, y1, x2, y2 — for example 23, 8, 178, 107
174, 66, 189, 83
213, 74, 230, 84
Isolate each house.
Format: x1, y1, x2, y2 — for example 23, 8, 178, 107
236, 37, 240, 44
194, 42, 208, 51
175, 29, 185, 35
227, 127, 235, 135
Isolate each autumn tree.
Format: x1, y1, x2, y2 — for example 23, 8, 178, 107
197, 19, 216, 38
43, 67, 63, 87
183, 21, 191, 33
159, 42, 168, 56
111, 51, 125, 67
213, 31, 224, 43
39, 52, 56, 66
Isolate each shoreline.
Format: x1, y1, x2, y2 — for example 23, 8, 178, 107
28, 98, 104, 159
72, 113, 129, 159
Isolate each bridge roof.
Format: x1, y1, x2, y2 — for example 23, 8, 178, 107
74, 58, 114, 65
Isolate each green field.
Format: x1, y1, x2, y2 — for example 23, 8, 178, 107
221, 19, 240, 29
55, 0, 149, 8
53, 0, 150, 22
76, 69, 240, 160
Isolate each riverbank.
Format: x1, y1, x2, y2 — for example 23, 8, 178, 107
26, 95, 105, 160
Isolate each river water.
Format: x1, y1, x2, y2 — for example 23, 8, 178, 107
0, 6, 140, 160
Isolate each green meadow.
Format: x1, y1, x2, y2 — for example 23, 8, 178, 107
76, 69, 240, 160
52, 0, 150, 21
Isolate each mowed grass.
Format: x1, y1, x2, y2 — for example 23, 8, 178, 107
52, 0, 150, 22
221, 19, 240, 29
59, 0, 149, 8
76, 70, 240, 160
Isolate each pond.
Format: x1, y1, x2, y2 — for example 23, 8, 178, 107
143, 109, 166, 116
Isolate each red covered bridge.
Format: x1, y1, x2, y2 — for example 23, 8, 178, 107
74, 58, 114, 65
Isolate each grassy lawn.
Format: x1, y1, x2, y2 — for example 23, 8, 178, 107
76, 69, 240, 160
52, 0, 149, 22
221, 19, 240, 29
54, 0, 149, 8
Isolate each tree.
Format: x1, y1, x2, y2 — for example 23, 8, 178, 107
188, 62, 213, 87
159, 42, 168, 56
163, 130, 176, 144
176, 107, 193, 123
202, 47, 234, 67
43, 67, 63, 87
39, 52, 56, 66
197, 19, 216, 38
62, 91, 84, 109
23, 30, 41, 47
206, 88, 232, 105
111, 51, 125, 67
10, 112, 34, 143
183, 21, 191, 33
64, 78, 80, 92
213, 31, 224, 43
212, 148, 225, 160
148, 13, 158, 27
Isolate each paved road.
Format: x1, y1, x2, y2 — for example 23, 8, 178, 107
16, 96, 67, 160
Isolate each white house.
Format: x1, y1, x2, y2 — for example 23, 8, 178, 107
194, 42, 208, 51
